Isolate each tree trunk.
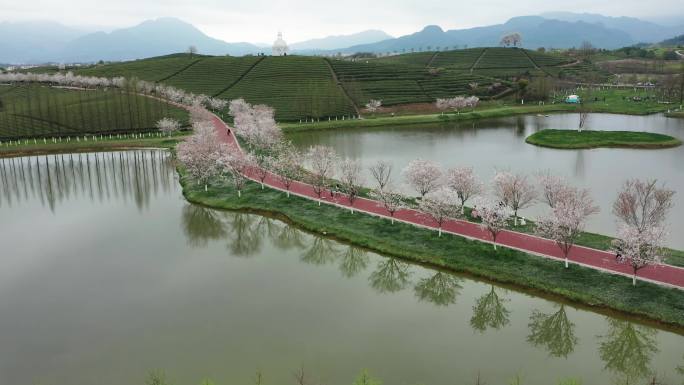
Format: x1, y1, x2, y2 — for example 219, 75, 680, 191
493, 243, 497, 250
286, 190, 290, 198
204, 184, 208, 192
261, 182, 264, 189
238, 190, 241, 198
565, 257, 569, 269
391, 217, 394, 224
438, 228, 442, 237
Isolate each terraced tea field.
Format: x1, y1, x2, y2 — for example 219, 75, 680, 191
7, 48, 603, 121
0, 84, 187, 140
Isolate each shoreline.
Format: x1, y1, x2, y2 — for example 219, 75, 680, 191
525, 129, 683, 150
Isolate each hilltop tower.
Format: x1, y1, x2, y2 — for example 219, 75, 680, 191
272, 32, 289, 56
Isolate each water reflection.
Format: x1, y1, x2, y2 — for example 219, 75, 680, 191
414, 272, 463, 306
338, 246, 369, 278
598, 319, 659, 382
527, 305, 578, 358
470, 286, 511, 332
369, 258, 411, 294
226, 213, 262, 257
0, 150, 173, 211
181, 205, 228, 247
302, 237, 339, 265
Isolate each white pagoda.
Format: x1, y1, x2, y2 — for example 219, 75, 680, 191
272, 32, 289, 56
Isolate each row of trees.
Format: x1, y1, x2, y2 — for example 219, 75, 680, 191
435, 96, 480, 114
177, 98, 674, 286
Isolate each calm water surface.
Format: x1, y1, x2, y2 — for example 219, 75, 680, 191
289, 113, 684, 249
0, 150, 683, 385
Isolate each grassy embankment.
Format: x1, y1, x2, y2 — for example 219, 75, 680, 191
281, 88, 677, 132
525, 129, 682, 149
180, 175, 684, 329
0, 132, 189, 157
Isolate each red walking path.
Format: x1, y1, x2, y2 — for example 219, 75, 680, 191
208, 115, 684, 289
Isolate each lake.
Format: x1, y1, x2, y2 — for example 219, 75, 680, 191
289, 113, 684, 249
0, 150, 682, 385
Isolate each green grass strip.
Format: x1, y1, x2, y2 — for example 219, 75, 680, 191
526, 129, 682, 149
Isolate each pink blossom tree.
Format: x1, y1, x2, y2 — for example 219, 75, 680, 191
218, 152, 256, 197
418, 187, 462, 236
403, 159, 443, 198
176, 123, 223, 191
253, 153, 273, 189
613, 225, 667, 285
369, 160, 393, 191
493, 171, 537, 226
365, 99, 382, 113
537, 171, 573, 208
271, 149, 302, 198
339, 158, 365, 210
306, 145, 337, 202
445, 166, 484, 214
612, 179, 675, 233
536, 187, 600, 268
369, 187, 406, 224
472, 197, 512, 250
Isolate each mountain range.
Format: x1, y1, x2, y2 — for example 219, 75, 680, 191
1, 13, 683, 64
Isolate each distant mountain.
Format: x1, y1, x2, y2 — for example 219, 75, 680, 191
0, 21, 85, 63
290, 30, 393, 52
541, 12, 684, 43
59, 18, 261, 62
334, 16, 634, 54
660, 34, 684, 46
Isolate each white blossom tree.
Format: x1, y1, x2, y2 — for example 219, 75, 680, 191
156, 117, 181, 136
613, 225, 667, 285
370, 187, 406, 224
176, 123, 223, 191
418, 187, 462, 236
536, 187, 600, 268
306, 145, 338, 202
369, 160, 393, 191
612, 179, 675, 233
472, 197, 512, 250
403, 159, 443, 198
339, 158, 365, 209
365, 99, 382, 113
446, 166, 484, 214
493, 171, 537, 225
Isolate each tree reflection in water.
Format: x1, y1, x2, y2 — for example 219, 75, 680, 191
598, 319, 659, 382
414, 272, 463, 306
470, 286, 510, 332
273, 222, 306, 251
527, 304, 578, 358
338, 246, 370, 278
181, 204, 228, 247
301, 237, 339, 265
225, 213, 262, 257
369, 258, 411, 294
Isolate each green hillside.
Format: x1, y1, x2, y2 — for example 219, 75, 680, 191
0, 84, 187, 140
53, 48, 604, 121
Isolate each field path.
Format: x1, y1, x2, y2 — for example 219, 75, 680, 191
208, 113, 684, 289
470, 48, 488, 73
323, 58, 360, 116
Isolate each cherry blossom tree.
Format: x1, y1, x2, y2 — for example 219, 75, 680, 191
218, 152, 256, 197
365, 99, 382, 113
612, 179, 675, 233
613, 225, 667, 286
369, 160, 393, 191
271, 148, 302, 198
253, 153, 273, 189
493, 171, 537, 225
419, 187, 462, 236
339, 158, 365, 209
403, 159, 443, 198
472, 197, 512, 250
536, 187, 600, 268
537, 171, 573, 209
445, 166, 484, 214
176, 123, 223, 191
369, 187, 406, 224
306, 145, 337, 202
156, 117, 181, 136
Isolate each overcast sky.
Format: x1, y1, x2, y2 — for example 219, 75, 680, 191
2, 0, 683, 43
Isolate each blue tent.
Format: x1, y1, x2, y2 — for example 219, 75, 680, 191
565, 95, 580, 104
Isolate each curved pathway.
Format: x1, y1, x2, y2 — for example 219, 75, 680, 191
208, 114, 684, 289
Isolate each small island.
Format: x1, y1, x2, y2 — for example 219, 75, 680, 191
525, 129, 682, 149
